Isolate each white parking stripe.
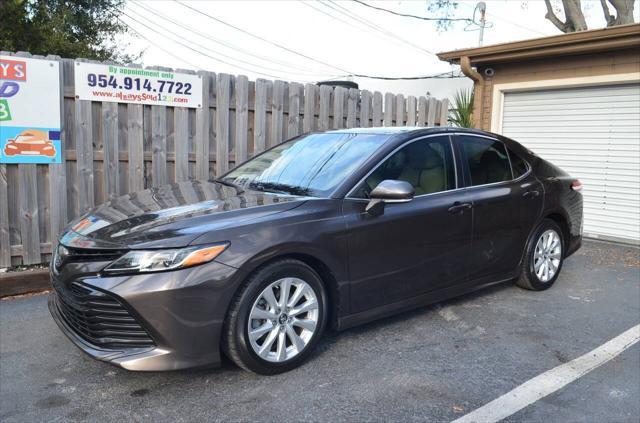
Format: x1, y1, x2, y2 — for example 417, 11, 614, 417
453, 324, 640, 423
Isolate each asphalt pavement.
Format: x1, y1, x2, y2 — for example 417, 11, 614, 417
1, 240, 638, 422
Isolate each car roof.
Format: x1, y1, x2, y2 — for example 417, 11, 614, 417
326, 126, 501, 138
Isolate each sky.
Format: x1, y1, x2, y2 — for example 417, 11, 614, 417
118, 0, 639, 99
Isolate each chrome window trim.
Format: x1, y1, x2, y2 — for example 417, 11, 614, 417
345, 134, 458, 200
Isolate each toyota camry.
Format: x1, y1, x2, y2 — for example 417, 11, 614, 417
49, 127, 583, 374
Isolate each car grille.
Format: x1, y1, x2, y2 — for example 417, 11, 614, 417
54, 245, 126, 270
52, 279, 155, 349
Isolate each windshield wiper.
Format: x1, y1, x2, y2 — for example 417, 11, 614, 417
249, 182, 312, 196
215, 179, 245, 194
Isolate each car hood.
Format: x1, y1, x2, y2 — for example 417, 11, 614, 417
59, 180, 307, 249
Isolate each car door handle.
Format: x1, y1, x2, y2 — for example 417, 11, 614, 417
448, 202, 473, 213
523, 190, 540, 199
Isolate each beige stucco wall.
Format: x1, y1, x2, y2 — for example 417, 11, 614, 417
473, 48, 640, 131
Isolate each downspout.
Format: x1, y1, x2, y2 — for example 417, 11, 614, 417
459, 56, 485, 129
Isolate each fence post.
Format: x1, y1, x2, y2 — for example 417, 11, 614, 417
216, 73, 231, 177
303, 84, 316, 133
195, 71, 212, 180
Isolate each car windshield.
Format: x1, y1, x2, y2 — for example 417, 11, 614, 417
221, 132, 389, 197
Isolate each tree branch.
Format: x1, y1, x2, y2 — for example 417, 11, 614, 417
544, 0, 568, 32
599, 0, 615, 26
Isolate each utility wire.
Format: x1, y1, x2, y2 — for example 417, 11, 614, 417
125, 5, 339, 79
351, 0, 473, 23
130, 1, 465, 81
322, 0, 435, 56
121, 12, 324, 82
124, 24, 203, 70
174, 0, 353, 74
130, 0, 336, 76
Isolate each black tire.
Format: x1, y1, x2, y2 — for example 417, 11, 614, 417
222, 259, 328, 375
516, 219, 565, 291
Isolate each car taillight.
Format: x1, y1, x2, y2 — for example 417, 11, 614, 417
571, 180, 582, 192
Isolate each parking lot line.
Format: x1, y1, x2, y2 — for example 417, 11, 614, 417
452, 324, 640, 423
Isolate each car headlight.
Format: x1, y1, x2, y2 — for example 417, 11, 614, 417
103, 243, 228, 274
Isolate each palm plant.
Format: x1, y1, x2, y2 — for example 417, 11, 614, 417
449, 88, 475, 128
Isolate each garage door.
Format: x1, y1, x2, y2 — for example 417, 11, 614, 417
501, 83, 640, 244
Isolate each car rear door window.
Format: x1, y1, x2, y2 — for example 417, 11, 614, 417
357, 136, 456, 197
459, 136, 513, 186
507, 148, 529, 179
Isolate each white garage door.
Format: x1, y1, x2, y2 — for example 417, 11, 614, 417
501, 83, 640, 244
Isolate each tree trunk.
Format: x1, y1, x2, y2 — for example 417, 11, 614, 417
607, 0, 636, 26
562, 0, 588, 31
544, 0, 588, 33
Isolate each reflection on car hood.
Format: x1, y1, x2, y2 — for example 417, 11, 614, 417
59, 180, 307, 249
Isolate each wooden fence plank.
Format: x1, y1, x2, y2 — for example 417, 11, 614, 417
372, 92, 383, 126
396, 94, 405, 126
333, 87, 345, 129
360, 90, 371, 127
427, 97, 438, 126
75, 97, 94, 214
407, 96, 417, 126
102, 102, 119, 200
288, 82, 302, 138
319, 85, 332, 130
0, 165, 9, 267
439, 98, 449, 126
151, 106, 168, 186
303, 84, 316, 132
235, 75, 249, 164
271, 80, 285, 146
174, 107, 189, 182
216, 73, 231, 176
195, 71, 211, 179
127, 104, 144, 191
254, 79, 268, 154
48, 55, 68, 245
18, 165, 40, 264
417, 96, 428, 126
1, 60, 450, 265
347, 88, 358, 128
384, 93, 394, 126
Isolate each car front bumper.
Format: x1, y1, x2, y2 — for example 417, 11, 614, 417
49, 259, 245, 371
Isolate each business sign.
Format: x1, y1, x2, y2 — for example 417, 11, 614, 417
74, 62, 202, 108
0, 56, 62, 164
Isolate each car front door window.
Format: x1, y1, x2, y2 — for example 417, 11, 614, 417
357, 136, 456, 198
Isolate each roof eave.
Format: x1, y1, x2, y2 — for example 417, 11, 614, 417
437, 23, 640, 65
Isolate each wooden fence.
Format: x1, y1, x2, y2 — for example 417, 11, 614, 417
0, 52, 449, 267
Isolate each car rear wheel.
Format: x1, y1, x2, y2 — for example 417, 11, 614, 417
516, 219, 564, 291
222, 259, 327, 374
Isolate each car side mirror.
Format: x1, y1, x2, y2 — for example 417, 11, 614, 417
365, 180, 415, 216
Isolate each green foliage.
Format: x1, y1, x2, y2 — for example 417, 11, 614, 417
449, 88, 475, 128
0, 0, 137, 63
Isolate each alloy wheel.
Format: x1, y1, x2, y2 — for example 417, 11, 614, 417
247, 278, 319, 363
533, 229, 562, 283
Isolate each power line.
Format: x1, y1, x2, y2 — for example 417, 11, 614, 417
124, 24, 202, 70
130, 0, 336, 76
125, 5, 339, 79
127, 1, 465, 81
173, 0, 353, 74
351, 0, 472, 23
321, 0, 436, 57
121, 12, 324, 82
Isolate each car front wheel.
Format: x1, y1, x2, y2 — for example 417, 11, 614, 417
516, 219, 564, 291
223, 259, 327, 374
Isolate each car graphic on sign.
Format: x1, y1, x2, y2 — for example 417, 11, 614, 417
3, 129, 56, 157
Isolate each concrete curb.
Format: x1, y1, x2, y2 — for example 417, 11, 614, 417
0, 269, 51, 298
